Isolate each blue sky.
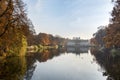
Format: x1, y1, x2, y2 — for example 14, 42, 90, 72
23, 0, 113, 39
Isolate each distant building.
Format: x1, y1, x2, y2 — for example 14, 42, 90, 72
67, 37, 90, 47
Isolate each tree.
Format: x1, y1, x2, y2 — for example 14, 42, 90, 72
0, 0, 35, 56
104, 0, 120, 48
91, 26, 106, 46
0, 0, 14, 37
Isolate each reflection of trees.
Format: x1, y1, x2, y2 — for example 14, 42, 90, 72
25, 47, 89, 80
0, 57, 26, 80
24, 57, 36, 80
90, 48, 120, 80
34, 49, 66, 62
24, 48, 66, 80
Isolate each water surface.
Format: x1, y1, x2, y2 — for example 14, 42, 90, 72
30, 52, 106, 80
1, 47, 119, 80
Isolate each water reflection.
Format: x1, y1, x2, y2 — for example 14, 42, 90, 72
24, 48, 66, 80
24, 57, 36, 80
27, 48, 66, 62
0, 47, 120, 80
66, 47, 89, 55
24, 47, 90, 80
90, 48, 120, 80
0, 57, 26, 80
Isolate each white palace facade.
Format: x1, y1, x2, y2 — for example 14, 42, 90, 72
66, 37, 90, 47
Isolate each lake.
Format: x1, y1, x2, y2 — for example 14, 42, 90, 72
0, 47, 119, 80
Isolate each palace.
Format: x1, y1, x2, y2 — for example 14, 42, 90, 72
67, 37, 90, 47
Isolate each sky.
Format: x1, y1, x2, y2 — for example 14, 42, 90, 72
23, 0, 113, 39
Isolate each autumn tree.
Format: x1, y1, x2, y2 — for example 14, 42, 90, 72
0, 0, 35, 56
32, 33, 66, 46
0, 0, 14, 37
104, 0, 120, 48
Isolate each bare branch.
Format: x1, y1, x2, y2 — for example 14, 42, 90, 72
0, 0, 12, 18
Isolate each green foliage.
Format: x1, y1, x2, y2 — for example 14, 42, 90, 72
19, 35, 27, 56
37, 44, 43, 49
7, 35, 27, 57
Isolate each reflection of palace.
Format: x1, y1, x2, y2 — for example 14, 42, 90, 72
66, 47, 89, 54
